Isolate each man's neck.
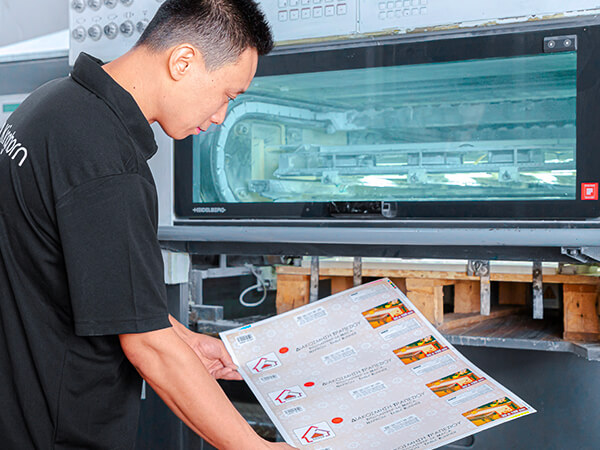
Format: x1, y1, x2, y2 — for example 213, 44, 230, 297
102, 47, 160, 124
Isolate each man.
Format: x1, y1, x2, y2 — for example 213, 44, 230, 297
0, 0, 295, 448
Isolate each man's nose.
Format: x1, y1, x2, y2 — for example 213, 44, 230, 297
211, 102, 229, 125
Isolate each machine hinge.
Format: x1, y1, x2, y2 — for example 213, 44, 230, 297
561, 247, 600, 263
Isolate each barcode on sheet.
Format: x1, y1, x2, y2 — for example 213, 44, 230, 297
381, 415, 421, 435
322, 346, 357, 365
379, 318, 421, 341
411, 354, 455, 376
349, 285, 387, 303
447, 384, 493, 407
295, 307, 328, 327
235, 333, 255, 345
349, 381, 388, 400
259, 374, 280, 383
283, 406, 305, 417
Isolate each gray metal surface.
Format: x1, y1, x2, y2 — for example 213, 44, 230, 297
468, 260, 491, 316
532, 261, 544, 319
439, 346, 600, 450
310, 256, 319, 303
0, 0, 67, 48
353, 257, 362, 287
445, 335, 600, 361
159, 224, 600, 247
0, 57, 70, 94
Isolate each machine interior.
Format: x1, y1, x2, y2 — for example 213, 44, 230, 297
192, 52, 577, 204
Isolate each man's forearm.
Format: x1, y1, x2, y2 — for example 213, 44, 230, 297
120, 327, 268, 449
169, 314, 194, 342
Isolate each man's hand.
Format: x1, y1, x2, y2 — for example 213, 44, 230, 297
186, 333, 243, 380
169, 315, 242, 380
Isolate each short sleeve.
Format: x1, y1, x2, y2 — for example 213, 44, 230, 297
56, 173, 171, 336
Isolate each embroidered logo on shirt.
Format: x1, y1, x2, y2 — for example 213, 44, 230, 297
0, 122, 28, 167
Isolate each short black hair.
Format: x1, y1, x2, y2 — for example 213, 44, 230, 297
136, 0, 273, 70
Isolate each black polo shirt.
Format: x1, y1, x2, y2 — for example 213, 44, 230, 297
0, 53, 171, 449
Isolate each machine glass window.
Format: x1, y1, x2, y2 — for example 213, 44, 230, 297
192, 52, 576, 204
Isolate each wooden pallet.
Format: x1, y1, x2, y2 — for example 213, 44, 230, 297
275, 264, 600, 342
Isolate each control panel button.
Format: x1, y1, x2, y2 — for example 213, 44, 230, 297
278, 10, 289, 21
379, 11, 385, 19
120, 20, 135, 36
87, 0, 102, 11
313, 6, 323, 17
278, 0, 287, 7
301, 8, 311, 19
289, 9, 299, 20
121, 0, 134, 6
72, 26, 87, 42
301, 0, 310, 5
88, 24, 103, 41
378, 2, 385, 10
104, 0, 118, 8
289, 0, 298, 6
71, 0, 86, 12
137, 19, 149, 33
420, 6, 427, 14
337, 3, 347, 15
104, 22, 119, 39
313, 0, 322, 3
324, 5, 334, 16
387, 1, 394, 8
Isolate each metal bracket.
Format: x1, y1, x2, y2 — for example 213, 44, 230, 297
561, 247, 600, 263
532, 261, 543, 320
353, 257, 363, 287
310, 256, 319, 303
544, 34, 577, 53
468, 260, 490, 316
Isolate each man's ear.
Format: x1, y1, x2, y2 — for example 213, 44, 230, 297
168, 44, 206, 81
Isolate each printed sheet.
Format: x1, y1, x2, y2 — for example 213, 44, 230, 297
221, 278, 535, 449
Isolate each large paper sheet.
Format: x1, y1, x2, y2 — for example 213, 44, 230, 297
221, 278, 535, 449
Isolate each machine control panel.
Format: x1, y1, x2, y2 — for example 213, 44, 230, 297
263, 0, 358, 42
69, 1, 600, 64
69, 0, 165, 65
358, 0, 600, 34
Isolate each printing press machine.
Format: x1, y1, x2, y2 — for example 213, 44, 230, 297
1, 0, 600, 448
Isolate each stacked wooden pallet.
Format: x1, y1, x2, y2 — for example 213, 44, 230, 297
275, 260, 600, 342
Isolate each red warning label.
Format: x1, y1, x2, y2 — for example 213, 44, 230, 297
582, 183, 598, 200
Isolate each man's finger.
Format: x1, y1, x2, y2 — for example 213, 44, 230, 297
215, 367, 243, 380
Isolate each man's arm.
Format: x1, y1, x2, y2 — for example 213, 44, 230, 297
168, 315, 242, 380
120, 327, 294, 449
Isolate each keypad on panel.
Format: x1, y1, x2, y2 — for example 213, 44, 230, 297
377, 0, 427, 20
277, 0, 347, 22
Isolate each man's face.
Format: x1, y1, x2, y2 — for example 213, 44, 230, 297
159, 47, 258, 140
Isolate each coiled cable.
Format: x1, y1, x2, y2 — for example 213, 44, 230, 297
239, 264, 268, 307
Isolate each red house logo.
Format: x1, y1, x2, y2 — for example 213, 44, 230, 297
246, 353, 281, 374
268, 386, 306, 405
294, 422, 335, 445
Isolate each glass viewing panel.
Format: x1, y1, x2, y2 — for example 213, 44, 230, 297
193, 52, 577, 203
